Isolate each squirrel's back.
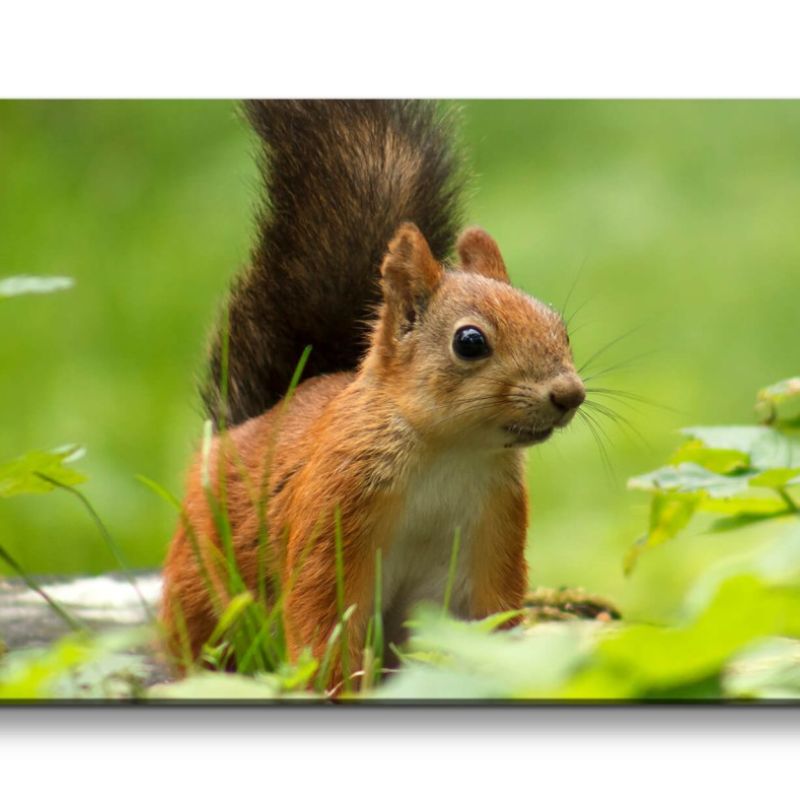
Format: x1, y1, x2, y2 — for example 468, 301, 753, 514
204, 100, 465, 427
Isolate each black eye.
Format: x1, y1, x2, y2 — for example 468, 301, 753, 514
453, 326, 491, 360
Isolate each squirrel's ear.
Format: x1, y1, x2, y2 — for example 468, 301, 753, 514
380, 223, 443, 334
456, 227, 510, 284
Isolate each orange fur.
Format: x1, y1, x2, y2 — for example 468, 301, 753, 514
161, 225, 583, 688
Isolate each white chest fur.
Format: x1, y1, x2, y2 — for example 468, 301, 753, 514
380, 449, 495, 638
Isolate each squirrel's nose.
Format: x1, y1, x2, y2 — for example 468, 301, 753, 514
549, 376, 586, 412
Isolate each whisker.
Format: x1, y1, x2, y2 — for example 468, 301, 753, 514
445, 393, 534, 410
445, 393, 517, 406
577, 322, 649, 375
565, 294, 596, 332
583, 399, 653, 453
560, 256, 589, 325
581, 349, 661, 383
583, 399, 634, 426
583, 390, 646, 416
582, 406, 616, 451
565, 318, 595, 340
578, 407, 617, 483
585, 413, 616, 482
585, 387, 680, 414
428, 400, 515, 431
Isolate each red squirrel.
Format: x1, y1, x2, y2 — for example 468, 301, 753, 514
161, 101, 585, 685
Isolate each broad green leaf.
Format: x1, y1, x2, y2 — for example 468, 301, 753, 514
626, 462, 789, 570
0, 445, 86, 498
627, 415, 800, 569
0, 629, 148, 700
755, 377, 800, 428
669, 440, 749, 474
709, 510, 794, 533
550, 662, 637, 700
273, 649, 319, 692
749, 467, 800, 488
624, 493, 699, 574
724, 638, 800, 699
682, 426, 800, 470
685, 523, 800, 616
0, 637, 92, 700
371, 663, 509, 700
629, 463, 788, 518
649, 492, 699, 543
700, 496, 788, 515
628, 462, 751, 498
567, 575, 800, 697
0, 275, 74, 298
373, 605, 590, 700
755, 523, 800, 585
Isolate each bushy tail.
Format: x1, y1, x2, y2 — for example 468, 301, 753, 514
203, 100, 465, 427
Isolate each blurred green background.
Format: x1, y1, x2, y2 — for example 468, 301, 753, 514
2, 100, 799, 624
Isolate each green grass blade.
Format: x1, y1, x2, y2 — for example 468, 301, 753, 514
333, 506, 351, 693
34, 473, 155, 625
134, 473, 182, 511
372, 547, 384, 686
442, 525, 462, 615
316, 604, 356, 694
0, 544, 87, 632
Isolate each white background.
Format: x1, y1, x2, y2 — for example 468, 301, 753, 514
1, 0, 799, 98
2, 707, 799, 794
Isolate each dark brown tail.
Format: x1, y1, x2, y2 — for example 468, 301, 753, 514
203, 100, 465, 427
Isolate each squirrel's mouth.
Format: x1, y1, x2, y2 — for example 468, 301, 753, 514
502, 424, 554, 447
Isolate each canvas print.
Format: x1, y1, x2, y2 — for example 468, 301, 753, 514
1, 100, 799, 703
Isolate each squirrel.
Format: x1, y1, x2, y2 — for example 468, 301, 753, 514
160, 100, 586, 686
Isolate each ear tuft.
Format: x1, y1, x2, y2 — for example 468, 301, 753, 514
380, 223, 443, 334
456, 227, 510, 283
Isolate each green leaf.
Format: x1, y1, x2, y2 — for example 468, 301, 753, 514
753, 523, 800, 585
0, 274, 74, 298
371, 663, 508, 700
649, 492, 699, 540
627, 418, 800, 568
624, 493, 699, 574
0, 629, 148, 700
700, 496, 787, 515
685, 523, 800, 617
373, 605, 589, 700
669, 440, 749, 474
682, 426, 800, 470
709, 510, 794, 533
629, 463, 787, 517
755, 377, 800, 428
273, 649, 319, 692
567, 575, 800, 698
0, 636, 94, 700
626, 462, 790, 570
628, 462, 750, 497
0, 445, 86, 498
724, 638, 800, 699
474, 609, 523, 632
749, 467, 800, 488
